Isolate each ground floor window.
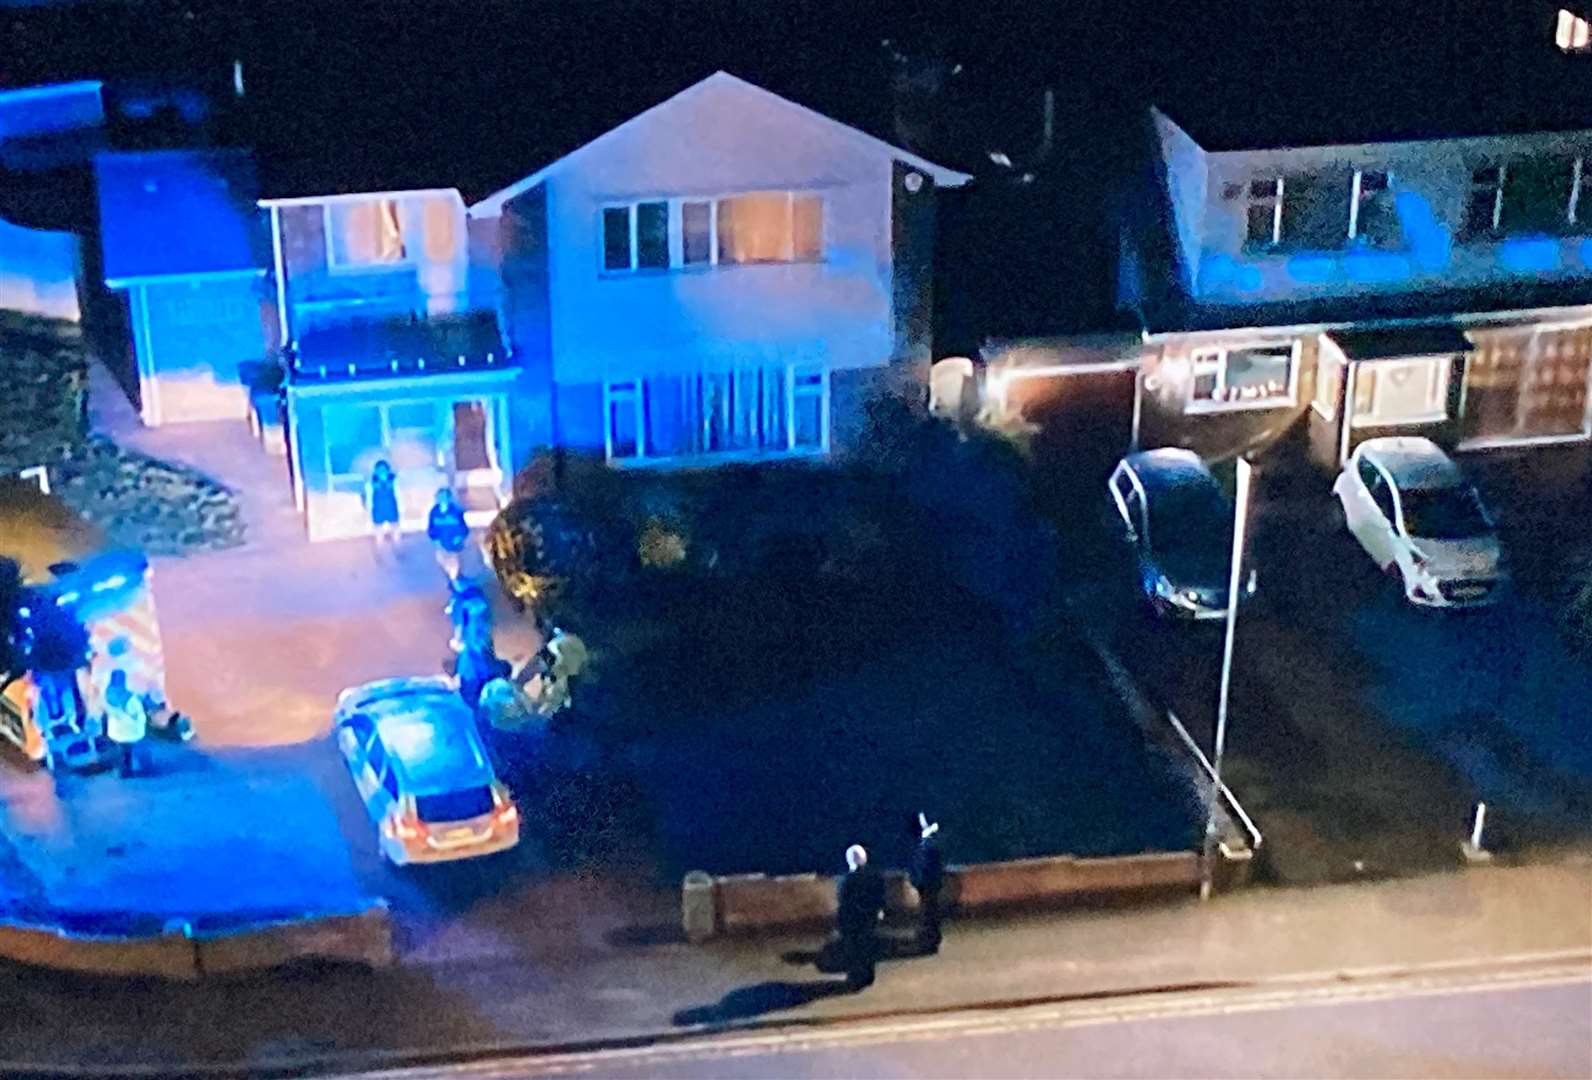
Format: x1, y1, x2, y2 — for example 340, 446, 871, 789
1460, 326, 1592, 444
605, 365, 829, 463
1351, 356, 1451, 427
1187, 343, 1298, 412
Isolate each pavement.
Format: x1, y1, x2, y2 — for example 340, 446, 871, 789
1, 857, 1588, 1075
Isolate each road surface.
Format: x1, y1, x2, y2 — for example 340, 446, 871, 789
349, 963, 1592, 1080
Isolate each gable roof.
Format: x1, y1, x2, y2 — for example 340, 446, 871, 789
469, 71, 971, 217
95, 148, 266, 285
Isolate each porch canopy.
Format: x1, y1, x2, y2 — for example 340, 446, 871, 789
1324, 324, 1473, 361
287, 310, 508, 384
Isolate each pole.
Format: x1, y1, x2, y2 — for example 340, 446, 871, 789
1202, 456, 1252, 900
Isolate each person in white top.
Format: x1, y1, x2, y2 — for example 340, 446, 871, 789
102, 669, 150, 778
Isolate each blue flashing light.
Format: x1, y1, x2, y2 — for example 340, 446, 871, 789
1499, 236, 1562, 273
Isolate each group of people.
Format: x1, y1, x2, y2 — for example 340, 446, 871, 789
833, 813, 945, 991
366, 459, 473, 579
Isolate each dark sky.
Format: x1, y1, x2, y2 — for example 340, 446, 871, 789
1, 0, 1580, 337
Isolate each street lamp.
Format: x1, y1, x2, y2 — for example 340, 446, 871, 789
1201, 455, 1252, 901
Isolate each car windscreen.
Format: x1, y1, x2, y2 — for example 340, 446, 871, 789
415, 785, 495, 824
1148, 483, 1235, 568
1399, 485, 1492, 540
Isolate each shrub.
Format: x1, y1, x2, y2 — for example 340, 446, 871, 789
637, 516, 689, 569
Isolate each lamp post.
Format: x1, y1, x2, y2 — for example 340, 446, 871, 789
1201, 455, 1252, 901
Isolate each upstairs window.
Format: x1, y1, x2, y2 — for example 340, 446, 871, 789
1349, 170, 1400, 247
1465, 159, 1585, 237
602, 192, 823, 274
1503, 157, 1581, 232
1244, 175, 1352, 250
327, 199, 407, 268
1558, 9, 1591, 51
601, 201, 669, 272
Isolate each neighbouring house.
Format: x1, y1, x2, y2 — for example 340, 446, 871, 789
94, 148, 271, 425
263, 187, 514, 540
468, 70, 971, 469
983, 64, 1592, 488
0, 81, 105, 322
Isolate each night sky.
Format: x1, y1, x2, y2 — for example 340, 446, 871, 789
0, 0, 1583, 339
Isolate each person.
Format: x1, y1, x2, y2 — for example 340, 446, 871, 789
909, 812, 945, 954
427, 487, 470, 580
835, 843, 885, 990
446, 576, 493, 654
367, 460, 401, 549
102, 669, 150, 778
455, 635, 511, 712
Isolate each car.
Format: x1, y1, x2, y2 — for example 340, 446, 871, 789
1106, 448, 1257, 619
332, 676, 519, 865
1331, 436, 1507, 608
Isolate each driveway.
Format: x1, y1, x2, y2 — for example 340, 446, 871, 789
1063, 467, 1592, 885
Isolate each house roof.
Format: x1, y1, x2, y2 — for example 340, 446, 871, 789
1144, 279, 1592, 336
1326, 324, 1474, 361
94, 147, 266, 284
1150, 1, 1592, 151
469, 71, 971, 217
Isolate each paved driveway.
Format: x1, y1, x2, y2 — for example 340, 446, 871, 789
1067, 472, 1592, 885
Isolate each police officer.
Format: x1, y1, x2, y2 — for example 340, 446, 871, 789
835, 844, 885, 990
909, 812, 945, 954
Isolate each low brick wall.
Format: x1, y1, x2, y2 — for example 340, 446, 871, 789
193, 902, 394, 976
687, 847, 1228, 941
0, 920, 198, 980
0, 901, 393, 980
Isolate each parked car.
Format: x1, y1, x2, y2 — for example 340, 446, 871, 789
1331, 436, 1507, 608
333, 676, 519, 865
1106, 449, 1256, 619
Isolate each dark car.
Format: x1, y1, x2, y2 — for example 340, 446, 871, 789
1106, 449, 1257, 619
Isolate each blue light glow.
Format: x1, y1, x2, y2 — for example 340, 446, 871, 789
1343, 249, 1413, 284
1394, 191, 1452, 271
1499, 237, 1563, 273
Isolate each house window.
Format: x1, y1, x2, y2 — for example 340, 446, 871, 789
1246, 175, 1352, 249
717, 192, 824, 265
1351, 357, 1452, 427
603, 192, 823, 273
604, 366, 829, 463
1503, 156, 1581, 232
682, 201, 713, 265
1558, 9, 1591, 51
1246, 178, 1284, 247
1464, 166, 1506, 237
327, 199, 408, 268
1188, 343, 1298, 411
601, 201, 670, 272
1349, 170, 1399, 246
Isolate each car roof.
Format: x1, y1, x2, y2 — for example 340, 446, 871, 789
1122, 448, 1219, 497
1357, 437, 1464, 491
337, 677, 494, 794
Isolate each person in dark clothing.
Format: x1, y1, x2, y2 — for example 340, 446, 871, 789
835, 844, 885, 990
427, 488, 470, 580
909, 812, 945, 954
455, 638, 511, 711
367, 460, 400, 549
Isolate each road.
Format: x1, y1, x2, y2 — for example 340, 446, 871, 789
353, 965, 1592, 1080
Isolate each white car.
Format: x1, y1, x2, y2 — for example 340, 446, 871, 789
1331, 437, 1507, 608
333, 676, 519, 865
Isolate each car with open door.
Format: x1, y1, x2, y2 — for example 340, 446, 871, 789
1331, 436, 1507, 608
1106, 448, 1257, 620
333, 676, 519, 865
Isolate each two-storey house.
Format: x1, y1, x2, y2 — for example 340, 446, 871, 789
468, 71, 970, 468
